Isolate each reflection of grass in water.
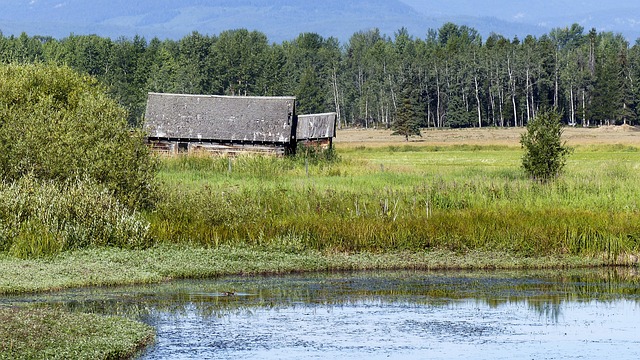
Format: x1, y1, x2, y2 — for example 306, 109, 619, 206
11, 268, 639, 324
0, 246, 607, 296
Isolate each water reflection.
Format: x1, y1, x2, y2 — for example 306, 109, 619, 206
1, 267, 640, 359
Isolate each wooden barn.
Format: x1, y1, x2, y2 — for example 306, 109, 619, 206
296, 112, 338, 149
143, 92, 336, 155
144, 92, 297, 155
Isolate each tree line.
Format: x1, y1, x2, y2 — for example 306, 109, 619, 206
1, 23, 639, 129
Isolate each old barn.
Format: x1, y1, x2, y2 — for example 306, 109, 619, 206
144, 92, 297, 154
296, 112, 337, 149
144, 92, 336, 155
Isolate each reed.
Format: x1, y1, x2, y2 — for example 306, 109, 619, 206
0, 176, 150, 258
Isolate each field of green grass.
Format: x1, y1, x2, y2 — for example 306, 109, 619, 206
149, 142, 640, 262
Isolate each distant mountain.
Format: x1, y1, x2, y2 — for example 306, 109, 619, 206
404, 0, 640, 41
1, 0, 640, 43
7, 0, 425, 42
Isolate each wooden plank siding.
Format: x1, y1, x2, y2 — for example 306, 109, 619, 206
296, 112, 337, 149
296, 112, 337, 140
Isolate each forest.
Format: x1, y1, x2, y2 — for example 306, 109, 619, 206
1, 22, 639, 130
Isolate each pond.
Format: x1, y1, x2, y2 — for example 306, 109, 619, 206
2, 268, 640, 359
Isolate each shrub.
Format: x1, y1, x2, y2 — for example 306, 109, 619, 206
294, 142, 340, 165
520, 109, 572, 182
0, 63, 156, 209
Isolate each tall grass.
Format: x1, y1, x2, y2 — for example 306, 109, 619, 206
147, 146, 640, 261
2, 145, 638, 262
0, 175, 150, 258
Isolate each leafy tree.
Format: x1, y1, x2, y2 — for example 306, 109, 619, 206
213, 29, 268, 96
105, 35, 150, 126
146, 38, 179, 94
0, 63, 156, 209
520, 109, 571, 182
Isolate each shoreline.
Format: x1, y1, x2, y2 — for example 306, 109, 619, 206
0, 245, 632, 295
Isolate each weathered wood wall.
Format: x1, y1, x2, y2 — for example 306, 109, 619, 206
296, 112, 337, 140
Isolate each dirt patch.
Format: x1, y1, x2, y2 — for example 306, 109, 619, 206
334, 126, 640, 147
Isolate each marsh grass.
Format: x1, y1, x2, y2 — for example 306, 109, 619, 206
0, 246, 605, 295
148, 145, 640, 262
0, 176, 150, 258
2, 144, 638, 263
0, 307, 154, 360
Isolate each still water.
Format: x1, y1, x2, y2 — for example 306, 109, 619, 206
3, 268, 640, 359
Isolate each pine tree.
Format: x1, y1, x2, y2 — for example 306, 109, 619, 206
296, 66, 325, 114
392, 78, 422, 141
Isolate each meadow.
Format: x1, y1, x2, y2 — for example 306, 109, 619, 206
2, 126, 639, 359
148, 126, 640, 263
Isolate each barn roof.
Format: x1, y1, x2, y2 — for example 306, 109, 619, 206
144, 92, 296, 144
296, 112, 337, 140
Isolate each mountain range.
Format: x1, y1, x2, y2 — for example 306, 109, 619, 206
1, 0, 640, 43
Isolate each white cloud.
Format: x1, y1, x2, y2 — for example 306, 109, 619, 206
513, 12, 525, 20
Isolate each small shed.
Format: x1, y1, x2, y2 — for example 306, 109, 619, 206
296, 112, 338, 148
144, 92, 297, 154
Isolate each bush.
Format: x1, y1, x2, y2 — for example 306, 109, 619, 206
294, 142, 340, 165
0, 63, 156, 209
520, 110, 572, 182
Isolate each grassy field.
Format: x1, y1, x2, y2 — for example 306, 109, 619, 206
334, 125, 640, 146
148, 126, 640, 262
2, 125, 640, 359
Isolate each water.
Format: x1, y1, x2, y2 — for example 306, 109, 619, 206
2, 268, 640, 359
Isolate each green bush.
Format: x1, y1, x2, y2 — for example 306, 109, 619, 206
0, 63, 156, 209
295, 142, 340, 165
520, 109, 572, 182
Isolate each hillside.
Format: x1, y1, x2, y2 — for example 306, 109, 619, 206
1, 0, 426, 42
406, 0, 640, 41
1, 0, 640, 43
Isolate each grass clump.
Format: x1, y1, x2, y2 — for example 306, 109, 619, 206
0, 307, 154, 360
0, 176, 150, 258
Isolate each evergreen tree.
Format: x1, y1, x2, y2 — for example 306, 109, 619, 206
392, 77, 422, 141
296, 66, 325, 114
520, 109, 571, 183
446, 84, 475, 128
4, 24, 640, 128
